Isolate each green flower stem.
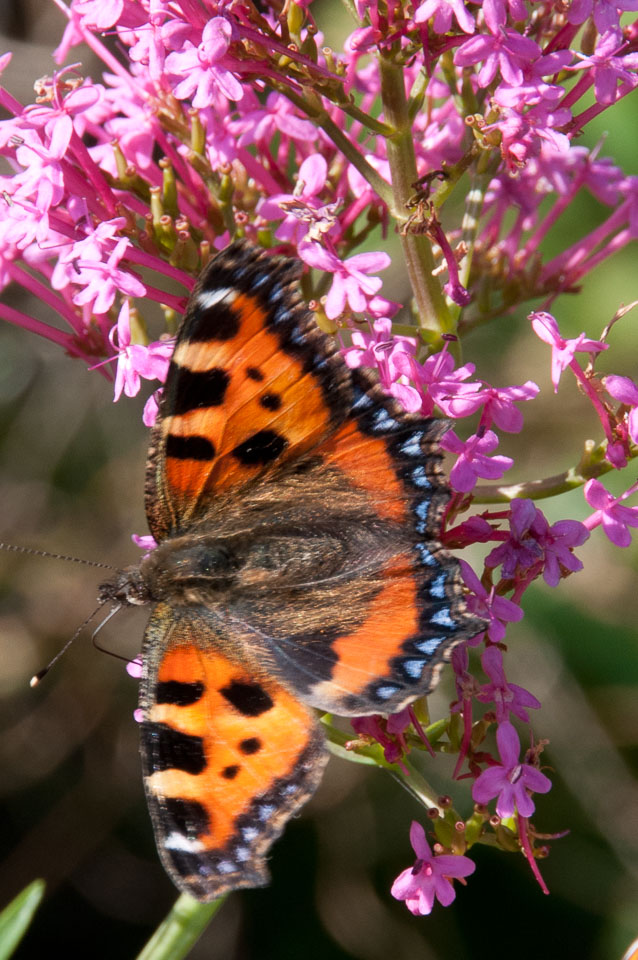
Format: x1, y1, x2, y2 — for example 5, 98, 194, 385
135, 893, 226, 960
336, 100, 396, 139
472, 439, 626, 503
0, 879, 45, 960
389, 759, 445, 813
275, 86, 394, 207
378, 52, 453, 340
321, 719, 444, 813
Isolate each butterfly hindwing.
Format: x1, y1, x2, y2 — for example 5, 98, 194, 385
235, 367, 484, 716
140, 603, 327, 900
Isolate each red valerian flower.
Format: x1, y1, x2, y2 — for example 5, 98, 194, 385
583, 478, 638, 547
472, 721, 551, 818
391, 821, 475, 916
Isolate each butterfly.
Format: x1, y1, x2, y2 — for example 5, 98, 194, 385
99, 240, 484, 901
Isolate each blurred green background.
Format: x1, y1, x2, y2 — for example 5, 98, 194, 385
1, 3, 638, 958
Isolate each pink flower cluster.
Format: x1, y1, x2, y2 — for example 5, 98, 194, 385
1, 0, 638, 919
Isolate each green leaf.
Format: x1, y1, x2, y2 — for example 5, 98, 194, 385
0, 879, 45, 960
136, 893, 226, 960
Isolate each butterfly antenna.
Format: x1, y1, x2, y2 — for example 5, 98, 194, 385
30, 602, 107, 687
0, 541, 116, 570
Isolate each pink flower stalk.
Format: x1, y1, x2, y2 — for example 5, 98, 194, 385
391, 822, 475, 916
472, 722, 552, 818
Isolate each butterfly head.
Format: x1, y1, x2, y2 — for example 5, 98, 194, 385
98, 565, 151, 608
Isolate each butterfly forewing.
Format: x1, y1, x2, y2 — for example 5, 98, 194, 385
145, 242, 352, 540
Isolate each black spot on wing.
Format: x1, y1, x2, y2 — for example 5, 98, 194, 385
154, 680, 205, 706
221, 764, 240, 780
186, 300, 240, 342
259, 392, 282, 411
221, 682, 273, 717
232, 430, 287, 466
166, 434, 216, 461
239, 737, 262, 754
169, 366, 230, 415
246, 366, 264, 381
142, 722, 206, 775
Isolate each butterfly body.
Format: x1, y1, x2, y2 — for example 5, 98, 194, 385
99, 241, 484, 901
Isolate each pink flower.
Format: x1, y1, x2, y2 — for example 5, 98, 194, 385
414, 0, 475, 34
486, 499, 542, 577
391, 821, 475, 916
472, 722, 552, 818
583, 479, 638, 547
486, 499, 588, 585
350, 710, 410, 769
166, 17, 244, 106
143, 389, 162, 428
394, 346, 478, 418
530, 311, 608, 392
259, 153, 338, 244
568, 0, 638, 33
72, 0, 124, 30
531, 512, 590, 587
109, 300, 174, 401
459, 559, 523, 644
126, 656, 143, 679
73, 238, 146, 315
568, 29, 638, 106
132, 534, 157, 553
341, 318, 421, 410
232, 92, 317, 147
477, 646, 541, 723
454, 27, 541, 88
444, 381, 539, 432
604, 374, 638, 444
300, 241, 390, 319
440, 429, 513, 492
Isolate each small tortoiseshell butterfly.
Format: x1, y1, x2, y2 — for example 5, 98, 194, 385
99, 241, 483, 901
